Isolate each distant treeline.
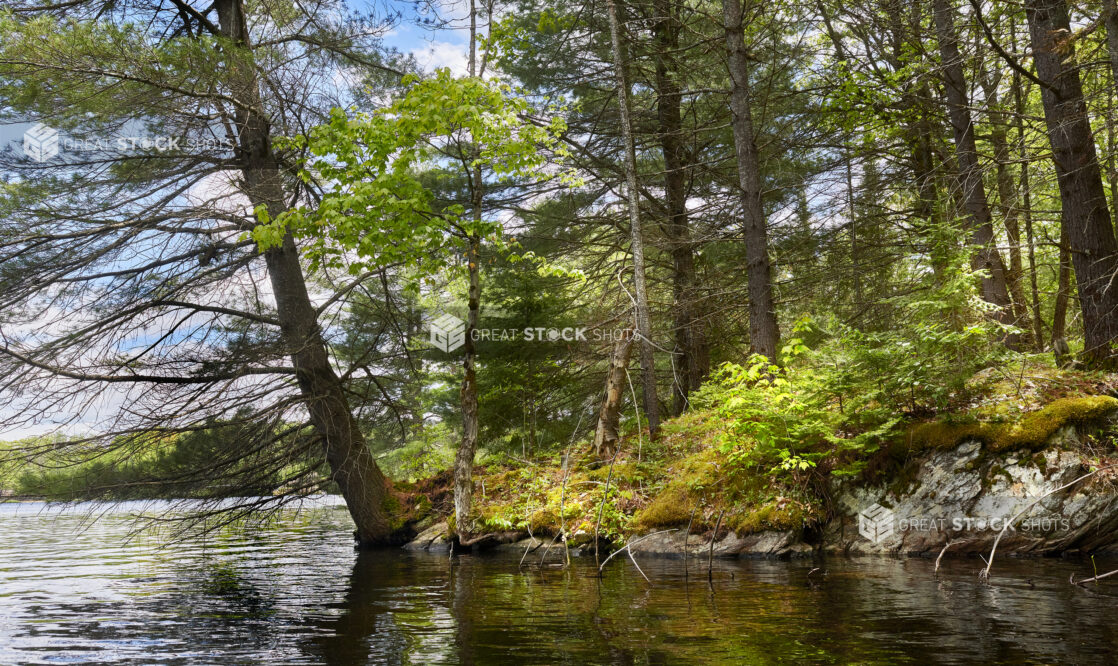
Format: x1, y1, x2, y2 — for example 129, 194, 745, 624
1, 420, 329, 501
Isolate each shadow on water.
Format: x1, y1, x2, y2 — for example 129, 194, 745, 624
304, 549, 1118, 665
2, 502, 1117, 664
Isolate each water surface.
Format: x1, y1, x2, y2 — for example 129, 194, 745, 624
1, 500, 1115, 664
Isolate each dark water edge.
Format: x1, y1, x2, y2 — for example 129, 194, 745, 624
1, 500, 1116, 665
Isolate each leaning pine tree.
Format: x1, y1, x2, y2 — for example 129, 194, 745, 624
0, 0, 410, 542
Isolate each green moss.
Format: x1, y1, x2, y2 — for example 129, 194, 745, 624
382, 492, 410, 532
910, 396, 1118, 453
732, 500, 810, 534
985, 464, 1013, 489
527, 507, 559, 534
586, 462, 637, 482
989, 396, 1118, 450
631, 484, 694, 529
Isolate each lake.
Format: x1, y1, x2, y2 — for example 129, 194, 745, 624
0, 499, 1115, 664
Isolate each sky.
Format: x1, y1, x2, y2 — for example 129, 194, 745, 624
370, 0, 472, 76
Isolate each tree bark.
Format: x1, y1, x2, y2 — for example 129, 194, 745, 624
592, 330, 635, 458
454, 235, 481, 537
653, 0, 707, 415
215, 0, 392, 544
722, 0, 780, 362
1026, 0, 1118, 365
1103, 0, 1118, 99
879, 0, 950, 280
1053, 223, 1072, 343
932, 0, 1017, 341
606, 0, 660, 437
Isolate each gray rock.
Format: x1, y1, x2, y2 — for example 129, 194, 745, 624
403, 521, 451, 553
830, 426, 1118, 557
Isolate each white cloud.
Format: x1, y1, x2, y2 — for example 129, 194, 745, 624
411, 40, 469, 76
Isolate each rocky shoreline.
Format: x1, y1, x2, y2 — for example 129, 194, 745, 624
404, 422, 1118, 560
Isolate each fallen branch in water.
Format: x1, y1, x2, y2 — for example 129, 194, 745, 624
935, 538, 970, 577
598, 529, 678, 575
708, 509, 725, 584
538, 531, 564, 568
518, 525, 541, 569
981, 463, 1116, 581
1071, 568, 1118, 586
627, 545, 650, 583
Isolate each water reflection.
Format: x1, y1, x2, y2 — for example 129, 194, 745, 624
1, 501, 1116, 664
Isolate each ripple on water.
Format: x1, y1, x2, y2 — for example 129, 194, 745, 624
2, 500, 1118, 664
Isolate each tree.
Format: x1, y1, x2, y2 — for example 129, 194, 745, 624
722, 0, 780, 362
931, 0, 1016, 341
605, 0, 661, 436
257, 69, 565, 535
1024, 0, 1118, 365
653, 0, 708, 413
0, 0, 409, 542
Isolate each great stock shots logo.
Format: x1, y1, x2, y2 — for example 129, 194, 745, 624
429, 312, 466, 352
23, 123, 59, 162
17, 123, 234, 162
857, 503, 896, 544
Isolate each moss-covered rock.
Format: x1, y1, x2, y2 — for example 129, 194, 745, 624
632, 485, 694, 529
909, 396, 1118, 453
404, 385, 1118, 558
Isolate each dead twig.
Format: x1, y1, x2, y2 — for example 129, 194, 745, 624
683, 507, 696, 576
518, 525, 541, 569
935, 538, 970, 577
627, 547, 650, 583
598, 529, 678, 574
1071, 567, 1118, 586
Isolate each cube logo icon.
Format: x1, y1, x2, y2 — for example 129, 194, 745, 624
23, 123, 59, 162
429, 312, 465, 353
857, 503, 895, 544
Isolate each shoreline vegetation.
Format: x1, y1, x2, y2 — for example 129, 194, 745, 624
394, 369, 1118, 558
8, 358, 1118, 561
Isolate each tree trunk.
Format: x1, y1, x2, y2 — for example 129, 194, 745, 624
932, 0, 1017, 341
215, 0, 392, 544
1012, 56, 1047, 349
606, 0, 660, 437
980, 68, 1034, 343
1026, 0, 1118, 365
722, 0, 780, 362
1103, 0, 1118, 99
876, 0, 950, 281
454, 234, 481, 537
653, 0, 706, 415
1053, 223, 1071, 343
592, 330, 635, 458
453, 0, 489, 540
